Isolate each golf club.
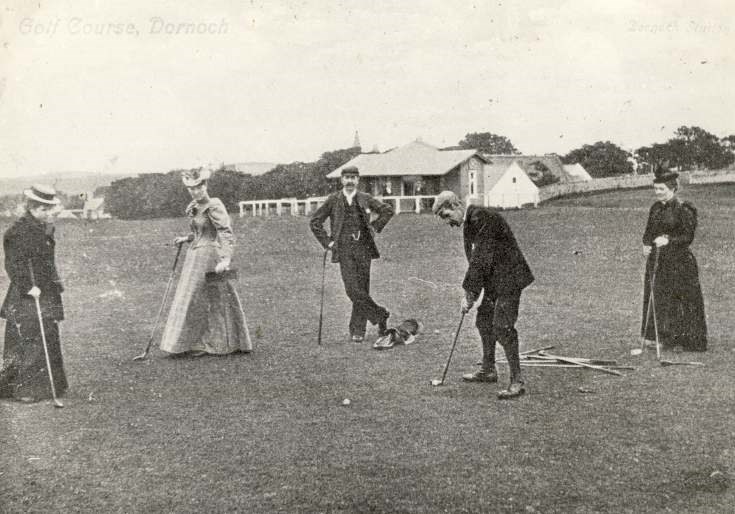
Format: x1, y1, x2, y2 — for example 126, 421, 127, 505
649, 247, 661, 361
431, 311, 465, 387
133, 242, 184, 361
28, 262, 63, 408
660, 360, 705, 367
633, 246, 660, 357
316, 248, 329, 345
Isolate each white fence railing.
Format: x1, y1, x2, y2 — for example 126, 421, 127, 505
239, 197, 328, 217
239, 194, 438, 217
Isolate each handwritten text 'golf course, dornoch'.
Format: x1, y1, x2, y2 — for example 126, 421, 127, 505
18, 17, 229, 37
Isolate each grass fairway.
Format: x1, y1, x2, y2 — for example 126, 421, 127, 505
1, 185, 733, 513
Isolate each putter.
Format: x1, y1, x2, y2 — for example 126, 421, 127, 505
133, 242, 184, 361
316, 248, 329, 345
431, 311, 465, 387
28, 262, 63, 408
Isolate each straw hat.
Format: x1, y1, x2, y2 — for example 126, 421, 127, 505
182, 167, 212, 187
23, 184, 61, 205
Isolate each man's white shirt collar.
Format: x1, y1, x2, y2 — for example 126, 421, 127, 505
342, 189, 357, 206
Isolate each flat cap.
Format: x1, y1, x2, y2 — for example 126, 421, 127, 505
341, 166, 359, 176
431, 190, 461, 214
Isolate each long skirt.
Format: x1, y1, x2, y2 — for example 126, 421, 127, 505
641, 248, 707, 351
159, 245, 252, 354
0, 316, 67, 400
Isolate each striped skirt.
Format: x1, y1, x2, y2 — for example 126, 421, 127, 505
159, 244, 252, 355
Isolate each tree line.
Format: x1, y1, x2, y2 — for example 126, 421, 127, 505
101, 125, 735, 219
105, 147, 361, 219
2, 125, 732, 219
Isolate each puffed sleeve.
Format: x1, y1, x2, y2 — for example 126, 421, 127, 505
669, 202, 697, 247
206, 198, 234, 262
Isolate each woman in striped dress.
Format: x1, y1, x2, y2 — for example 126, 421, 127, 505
159, 167, 252, 356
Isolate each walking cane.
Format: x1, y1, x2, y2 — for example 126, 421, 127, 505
316, 248, 329, 346
430, 311, 466, 386
133, 242, 184, 361
28, 261, 64, 408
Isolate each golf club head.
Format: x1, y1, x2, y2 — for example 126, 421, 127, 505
53, 400, 64, 408
430, 379, 444, 387
132, 351, 150, 361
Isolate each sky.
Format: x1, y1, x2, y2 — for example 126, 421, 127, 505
0, 0, 733, 177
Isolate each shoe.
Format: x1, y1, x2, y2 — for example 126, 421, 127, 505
462, 369, 498, 383
351, 335, 364, 343
378, 311, 390, 337
497, 382, 526, 400
189, 351, 207, 357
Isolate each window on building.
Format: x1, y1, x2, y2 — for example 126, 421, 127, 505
512, 177, 517, 184
469, 171, 476, 196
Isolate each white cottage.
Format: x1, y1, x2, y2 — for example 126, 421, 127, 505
483, 161, 540, 208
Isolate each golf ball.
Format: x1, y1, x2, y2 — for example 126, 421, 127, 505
342, 398, 351, 405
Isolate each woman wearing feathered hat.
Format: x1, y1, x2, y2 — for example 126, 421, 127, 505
159, 167, 252, 356
641, 168, 707, 352
0, 185, 68, 403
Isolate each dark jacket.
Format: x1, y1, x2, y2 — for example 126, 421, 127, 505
1, 212, 64, 322
310, 191, 394, 263
462, 205, 534, 298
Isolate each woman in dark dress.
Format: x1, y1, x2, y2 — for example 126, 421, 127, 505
0, 185, 67, 402
641, 172, 707, 352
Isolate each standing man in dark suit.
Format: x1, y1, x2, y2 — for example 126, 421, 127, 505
0, 185, 67, 403
310, 166, 394, 342
432, 191, 534, 399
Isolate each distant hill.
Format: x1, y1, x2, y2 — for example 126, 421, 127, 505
222, 162, 278, 176
0, 172, 133, 195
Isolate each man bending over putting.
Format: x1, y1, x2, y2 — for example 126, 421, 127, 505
433, 191, 534, 399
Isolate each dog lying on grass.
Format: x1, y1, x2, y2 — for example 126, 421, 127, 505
373, 319, 422, 350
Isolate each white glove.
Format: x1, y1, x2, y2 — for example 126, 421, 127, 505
28, 286, 41, 299
461, 296, 474, 314
214, 260, 230, 274
174, 236, 190, 245
643, 245, 652, 256
653, 235, 669, 247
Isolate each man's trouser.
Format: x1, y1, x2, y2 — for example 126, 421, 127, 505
476, 291, 522, 383
338, 246, 387, 337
